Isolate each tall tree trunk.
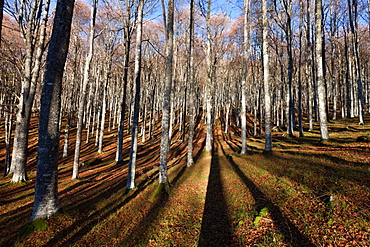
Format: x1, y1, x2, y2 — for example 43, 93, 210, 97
0, 0, 4, 44
158, 0, 174, 187
116, 4, 133, 163
187, 0, 195, 166
347, 0, 364, 124
31, 0, 75, 221
263, 0, 272, 151
10, 0, 51, 182
241, 0, 250, 154
298, 0, 304, 137
98, 49, 113, 153
315, 0, 329, 139
3, 110, 13, 177
72, 0, 98, 179
126, 0, 144, 191
282, 0, 295, 137
98, 81, 108, 153
205, 0, 213, 151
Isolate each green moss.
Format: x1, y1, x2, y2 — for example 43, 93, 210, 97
19, 219, 49, 238
150, 182, 170, 202
33, 219, 49, 231
253, 216, 262, 227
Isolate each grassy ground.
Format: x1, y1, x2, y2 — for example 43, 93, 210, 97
0, 115, 369, 246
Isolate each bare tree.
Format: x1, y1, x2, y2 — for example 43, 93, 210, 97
127, 0, 144, 191
241, 0, 250, 154
347, 0, 364, 124
9, 0, 51, 182
158, 0, 174, 190
315, 0, 329, 139
263, 0, 272, 151
116, 0, 135, 163
72, 0, 98, 179
31, 0, 75, 221
204, 0, 213, 151
187, 0, 195, 166
0, 0, 4, 44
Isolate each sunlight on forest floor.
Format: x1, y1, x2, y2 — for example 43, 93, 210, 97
0, 115, 369, 246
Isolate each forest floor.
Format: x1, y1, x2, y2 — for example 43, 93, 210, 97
0, 115, 370, 246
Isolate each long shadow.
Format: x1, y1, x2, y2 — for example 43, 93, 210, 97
193, 138, 206, 164
117, 155, 191, 246
274, 151, 370, 188
117, 191, 169, 246
47, 146, 189, 246
0, 202, 34, 246
45, 169, 158, 247
227, 156, 316, 247
0, 185, 35, 206
198, 144, 236, 247
284, 150, 369, 168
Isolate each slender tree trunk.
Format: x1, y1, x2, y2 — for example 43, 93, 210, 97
149, 84, 156, 141
168, 100, 174, 142
187, 0, 195, 166
127, 0, 144, 191
205, 0, 213, 151
72, 0, 98, 179
98, 81, 108, 153
141, 104, 147, 143
241, 0, 250, 154
347, 0, 364, 124
159, 0, 174, 186
283, 0, 295, 137
10, 0, 51, 182
344, 32, 353, 119
62, 115, 71, 158
0, 0, 4, 44
298, 0, 304, 137
315, 0, 329, 139
116, 12, 132, 162
4, 110, 13, 177
263, 0, 272, 151
98, 50, 113, 153
31, 0, 75, 221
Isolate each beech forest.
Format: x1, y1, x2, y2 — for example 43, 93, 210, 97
0, 0, 370, 246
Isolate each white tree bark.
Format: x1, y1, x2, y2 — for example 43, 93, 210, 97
159, 0, 174, 185
126, 0, 144, 190
187, 0, 195, 167
10, 0, 51, 182
205, 0, 213, 151
315, 0, 329, 139
241, 0, 250, 154
263, 0, 272, 151
72, 0, 98, 179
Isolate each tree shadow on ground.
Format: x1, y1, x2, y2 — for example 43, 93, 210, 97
227, 155, 316, 247
263, 151, 370, 190
44, 168, 158, 247
198, 143, 236, 247
117, 155, 191, 246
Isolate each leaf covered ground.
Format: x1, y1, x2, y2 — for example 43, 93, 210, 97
0, 115, 369, 246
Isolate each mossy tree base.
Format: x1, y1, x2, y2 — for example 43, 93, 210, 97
19, 219, 49, 238
150, 182, 170, 202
